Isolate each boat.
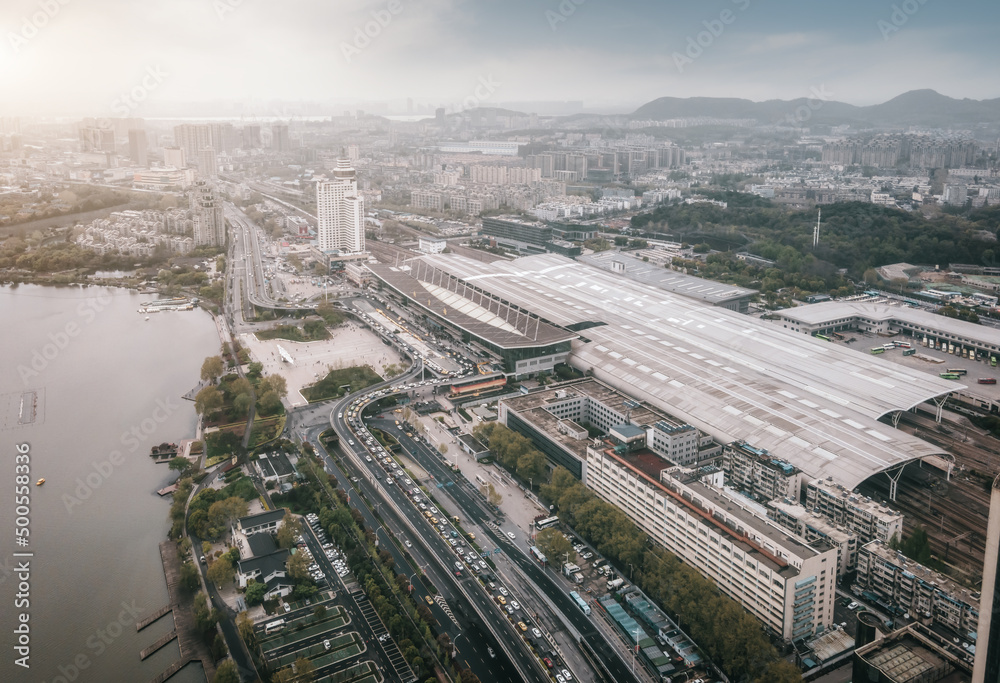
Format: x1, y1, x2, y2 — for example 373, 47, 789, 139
36, 478, 45, 486
145, 316, 150, 321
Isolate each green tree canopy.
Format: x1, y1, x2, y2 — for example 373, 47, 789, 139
201, 356, 224, 383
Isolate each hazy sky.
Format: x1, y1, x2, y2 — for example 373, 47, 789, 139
1, 0, 997, 116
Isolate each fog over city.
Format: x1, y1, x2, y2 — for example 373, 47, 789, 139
2, 0, 998, 115
4, 2, 1000, 683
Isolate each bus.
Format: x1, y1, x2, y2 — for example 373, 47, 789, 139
813, 334, 831, 342
870, 347, 885, 355
475, 474, 487, 487
264, 620, 286, 635
940, 373, 961, 380
534, 516, 560, 530
530, 546, 548, 565
978, 378, 998, 385
569, 590, 591, 616
946, 368, 968, 376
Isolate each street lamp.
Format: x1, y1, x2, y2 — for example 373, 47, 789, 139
629, 563, 635, 580
451, 632, 465, 659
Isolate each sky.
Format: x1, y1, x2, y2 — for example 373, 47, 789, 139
1, 0, 997, 117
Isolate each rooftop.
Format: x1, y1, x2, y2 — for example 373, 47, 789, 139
579, 251, 755, 305
855, 625, 972, 683
862, 540, 980, 613
419, 253, 953, 489
238, 508, 286, 528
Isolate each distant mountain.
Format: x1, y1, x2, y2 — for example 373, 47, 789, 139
630, 90, 1000, 128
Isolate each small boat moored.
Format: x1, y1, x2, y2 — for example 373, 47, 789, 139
36, 478, 45, 486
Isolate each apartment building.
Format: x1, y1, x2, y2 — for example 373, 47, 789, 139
585, 444, 837, 641
722, 441, 804, 504
767, 500, 858, 576
805, 478, 904, 545
857, 540, 979, 635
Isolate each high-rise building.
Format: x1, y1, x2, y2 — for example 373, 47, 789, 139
191, 180, 225, 247
80, 126, 116, 153
243, 124, 261, 149
163, 146, 186, 169
316, 155, 364, 253
173, 124, 211, 164
127, 129, 148, 167
435, 108, 445, 125
974, 476, 1000, 681
199, 147, 218, 177
271, 123, 290, 153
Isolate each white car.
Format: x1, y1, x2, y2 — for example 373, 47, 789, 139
507, 532, 516, 540
532, 628, 542, 639
404, 540, 412, 548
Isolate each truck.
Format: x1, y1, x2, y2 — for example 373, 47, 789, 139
607, 578, 624, 591
563, 562, 581, 577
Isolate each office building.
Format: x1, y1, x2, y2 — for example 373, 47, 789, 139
173, 124, 211, 163
586, 443, 838, 641
856, 540, 979, 635
191, 180, 226, 247
243, 124, 261, 149
805, 479, 904, 545
198, 147, 218, 177
163, 146, 186, 169
271, 123, 290, 153
974, 475, 1000, 681
80, 126, 116, 153
127, 129, 148, 167
316, 156, 364, 253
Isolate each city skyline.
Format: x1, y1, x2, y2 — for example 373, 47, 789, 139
1, 0, 999, 116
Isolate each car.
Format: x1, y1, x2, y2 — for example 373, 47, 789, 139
561, 669, 573, 681
488, 647, 495, 658
468, 533, 476, 541
517, 621, 527, 632
365, 455, 372, 462
424, 595, 434, 605
497, 596, 507, 606
387, 477, 393, 484
505, 604, 514, 614
511, 600, 520, 610
283, 603, 291, 613
532, 628, 542, 639
848, 602, 859, 610
348, 439, 355, 445
323, 639, 331, 650
499, 587, 508, 597
507, 532, 516, 540
543, 657, 554, 669
404, 540, 412, 548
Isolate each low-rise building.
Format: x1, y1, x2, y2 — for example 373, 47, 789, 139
237, 509, 287, 536
768, 500, 858, 576
857, 540, 979, 635
722, 441, 804, 503
805, 478, 904, 545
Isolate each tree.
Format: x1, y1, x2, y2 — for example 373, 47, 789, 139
276, 517, 303, 549
313, 605, 327, 620
536, 528, 574, 565
862, 268, 880, 286
245, 581, 267, 606
212, 660, 239, 683
481, 482, 503, 507
179, 561, 200, 592
194, 386, 224, 417
247, 361, 263, 379
201, 356, 224, 383
258, 390, 283, 415
207, 555, 235, 588
438, 443, 448, 456
261, 374, 288, 398
168, 457, 193, 475
233, 393, 252, 416
236, 611, 256, 645
516, 449, 546, 483
207, 497, 248, 540
287, 551, 310, 582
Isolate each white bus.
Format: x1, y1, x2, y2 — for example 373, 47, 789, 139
264, 620, 286, 635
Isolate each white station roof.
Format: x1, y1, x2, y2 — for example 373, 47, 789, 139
418, 253, 957, 489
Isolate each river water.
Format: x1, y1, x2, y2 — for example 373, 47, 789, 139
0, 283, 219, 683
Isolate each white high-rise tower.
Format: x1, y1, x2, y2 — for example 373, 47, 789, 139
316, 154, 364, 253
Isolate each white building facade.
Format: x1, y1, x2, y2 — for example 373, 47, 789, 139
317, 157, 365, 253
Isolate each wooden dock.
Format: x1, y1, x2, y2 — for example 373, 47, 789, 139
145, 541, 217, 683
136, 603, 173, 631
140, 630, 177, 660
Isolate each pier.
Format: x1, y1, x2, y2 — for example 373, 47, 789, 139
143, 541, 216, 683
136, 603, 173, 631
